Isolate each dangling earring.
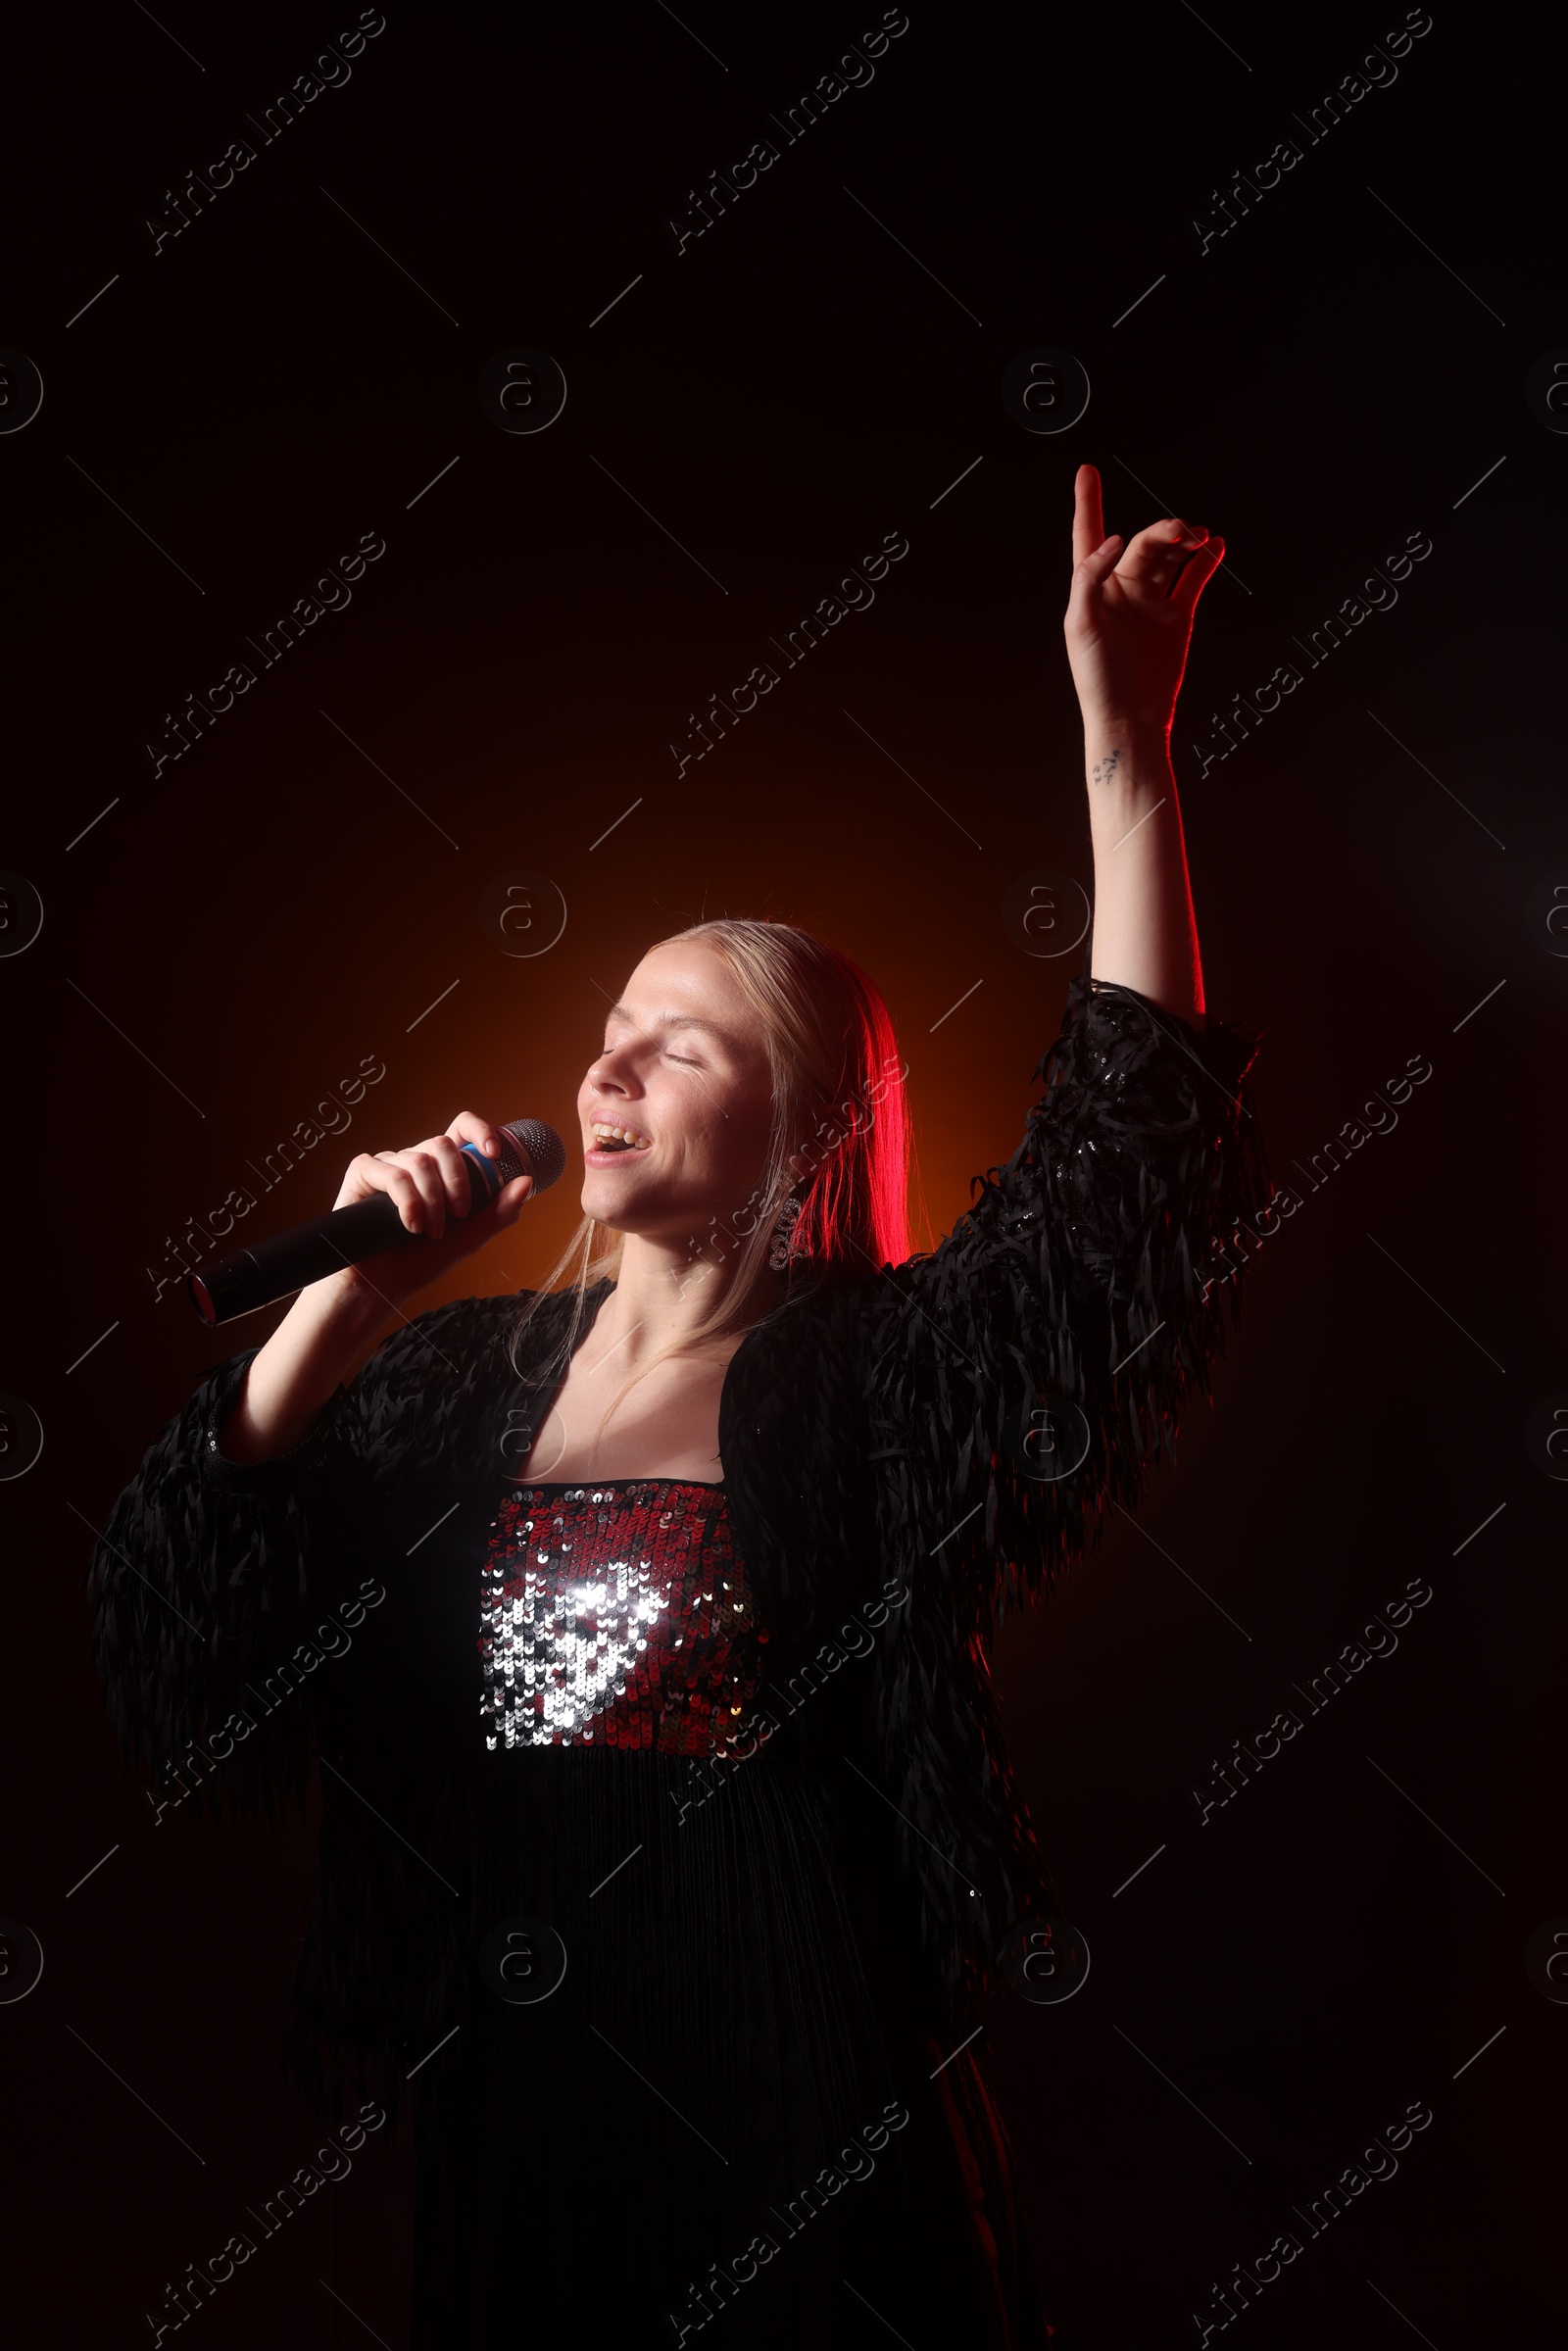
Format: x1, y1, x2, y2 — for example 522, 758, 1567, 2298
768, 1187, 806, 1271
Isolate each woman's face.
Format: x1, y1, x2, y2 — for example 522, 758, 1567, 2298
577, 941, 778, 1247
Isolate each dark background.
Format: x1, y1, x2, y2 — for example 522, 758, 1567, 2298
2, 1, 1561, 2342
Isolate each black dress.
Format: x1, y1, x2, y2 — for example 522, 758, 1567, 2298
88, 973, 1270, 2350
421, 1474, 1046, 2344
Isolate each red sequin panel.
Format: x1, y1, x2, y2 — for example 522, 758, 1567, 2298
476, 1482, 764, 1755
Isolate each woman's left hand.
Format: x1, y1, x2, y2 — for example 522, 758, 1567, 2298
1062, 463, 1226, 736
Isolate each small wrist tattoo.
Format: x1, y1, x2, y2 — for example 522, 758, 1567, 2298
1091, 750, 1123, 786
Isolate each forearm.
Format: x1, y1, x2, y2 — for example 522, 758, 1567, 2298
218, 1275, 391, 1463
1084, 719, 1204, 1024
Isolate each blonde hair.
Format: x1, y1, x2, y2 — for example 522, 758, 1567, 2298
507, 917, 910, 1429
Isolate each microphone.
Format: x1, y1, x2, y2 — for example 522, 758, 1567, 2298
186, 1118, 567, 1326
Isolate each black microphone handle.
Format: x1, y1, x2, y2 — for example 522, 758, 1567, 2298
186, 1120, 565, 1326
187, 1194, 413, 1325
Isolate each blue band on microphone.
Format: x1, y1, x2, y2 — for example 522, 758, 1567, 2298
461, 1141, 503, 1207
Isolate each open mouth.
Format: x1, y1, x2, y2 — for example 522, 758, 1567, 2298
587, 1120, 653, 1160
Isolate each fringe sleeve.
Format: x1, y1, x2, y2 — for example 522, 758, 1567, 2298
84, 1297, 506, 1825
863, 973, 1274, 2006
85, 1347, 364, 1823
878, 972, 1273, 1621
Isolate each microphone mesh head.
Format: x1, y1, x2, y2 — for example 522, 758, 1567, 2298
497, 1118, 566, 1194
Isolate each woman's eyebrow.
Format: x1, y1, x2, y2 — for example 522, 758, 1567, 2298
605, 1001, 734, 1045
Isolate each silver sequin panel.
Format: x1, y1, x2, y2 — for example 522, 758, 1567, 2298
476, 1483, 759, 1754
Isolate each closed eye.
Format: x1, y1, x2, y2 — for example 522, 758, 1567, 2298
666, 1053, 701, 1066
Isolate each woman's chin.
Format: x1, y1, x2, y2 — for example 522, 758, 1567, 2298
579, 1182, 709, 1255
580, 1173, 654, 1225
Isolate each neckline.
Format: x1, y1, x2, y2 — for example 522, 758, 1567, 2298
512, 1476, 725, 1494
510, 1277, 794, 1496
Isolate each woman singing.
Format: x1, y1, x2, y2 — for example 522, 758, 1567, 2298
91, 465, 1268, 2346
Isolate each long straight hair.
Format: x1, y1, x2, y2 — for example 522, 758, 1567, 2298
506, 918, 910, 1419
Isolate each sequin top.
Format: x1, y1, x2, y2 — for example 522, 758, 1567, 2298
477, 1479, 764, 1756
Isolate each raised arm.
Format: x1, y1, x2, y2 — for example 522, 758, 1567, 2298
1063, 462, 1225, 1023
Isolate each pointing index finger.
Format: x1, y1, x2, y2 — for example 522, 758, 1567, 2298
1072, 464, 1105, 566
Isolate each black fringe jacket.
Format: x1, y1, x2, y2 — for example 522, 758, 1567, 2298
87, 973, 1270, 2124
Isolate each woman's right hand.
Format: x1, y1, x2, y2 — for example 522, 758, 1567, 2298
220, 1111, 538, 1466
324, 1110, 537, 1314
